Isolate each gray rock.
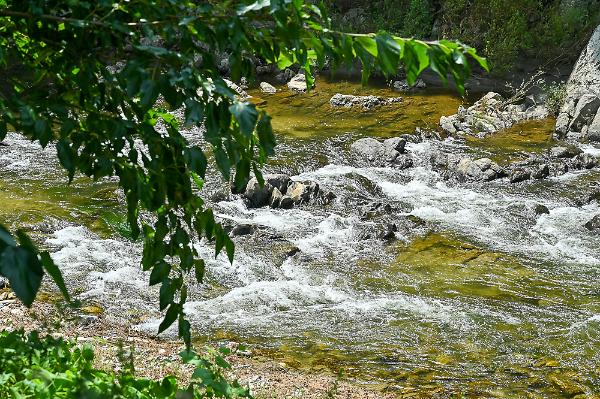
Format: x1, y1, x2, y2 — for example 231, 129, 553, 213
330, 93, 402, 109
456, 157, 505, 182
0, 277, 8, 289
243, 178, 272, 208
587, 110, 600, 141
359, 202, 393, 219
391, 79, 426, 92
259, 82, 277, 94
231, 224, 256, 237
287, 74, 308, 93
264, 174, 291, 193
510, 168, 531, 183
275, 68, 295, 84
383, 137, 407, 153
549, 145, 583, 158
351, 137, 413, 168
279, 196, 294, 209
531, 164, 550, 179
584, 214, 600, 231
569, 94, 600, 131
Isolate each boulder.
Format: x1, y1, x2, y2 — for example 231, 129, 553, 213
330, 93, 403, 109
549, 145, 583, 158
456, 158, 505, 182
510, 168, 531, 183
350, 137, 412, 168
286, 181, 311, 203
555, 25, 600, 138
287, 74, 308, 93
231, 224, 256, 237
243, 178, 272, 208
275, 68, 295, 84
259, 82, 277, 94
531, 164, 550, 179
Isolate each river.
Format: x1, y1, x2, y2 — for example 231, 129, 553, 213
1, 78, 599, 397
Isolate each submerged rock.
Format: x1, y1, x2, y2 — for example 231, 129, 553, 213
330, 93, 403, 109
350, 137, 413, 169
440, 92, 549, 138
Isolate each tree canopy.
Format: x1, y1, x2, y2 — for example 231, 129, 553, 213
0, 0, 487, 347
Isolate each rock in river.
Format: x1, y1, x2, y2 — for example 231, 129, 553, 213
330, 93, 403, 110
351, 137, 413, 169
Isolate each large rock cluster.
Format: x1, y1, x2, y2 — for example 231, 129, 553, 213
241, 174, 335, 209
555, 25, 600, 142
431, 145, 599, 183
350, 137, 413, 169
330, 94, 403, 110
440, 92, 549, 138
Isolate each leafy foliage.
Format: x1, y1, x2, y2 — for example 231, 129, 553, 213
326, 0, 600, 74
0, 329, 251, 398
0, 0, 486, 347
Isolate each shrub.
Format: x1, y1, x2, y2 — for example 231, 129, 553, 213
0, 330, 251, 399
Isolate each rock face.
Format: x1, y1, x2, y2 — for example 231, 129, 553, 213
555, 25, 600, 140
440, 92, 549, 138
330, 94, 403, 109
350, 137, 413, 169
241, 174, 334, 209
287, 74, 308, 93
259, 82, 277, 94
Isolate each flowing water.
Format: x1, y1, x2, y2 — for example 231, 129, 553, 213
1, 78, 600, 397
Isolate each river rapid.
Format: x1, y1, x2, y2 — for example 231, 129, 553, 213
1, 78, 599, 397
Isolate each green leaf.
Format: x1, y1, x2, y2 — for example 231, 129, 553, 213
149, 261, 171, 286
184, 147, 207, 178
194, 259, 205, 283
40, 252, 70, 302
375, 31, 400, 76
158, 303, 181, 334
229, 102, 258, 138
159, 278, 175, 311
0, 246, 43, 307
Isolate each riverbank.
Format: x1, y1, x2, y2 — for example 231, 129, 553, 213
0, 297, 399, 399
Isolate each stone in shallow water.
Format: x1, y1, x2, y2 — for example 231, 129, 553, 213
259, 81, 277, 94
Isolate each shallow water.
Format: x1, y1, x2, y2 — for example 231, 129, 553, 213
1, 78, 600, 397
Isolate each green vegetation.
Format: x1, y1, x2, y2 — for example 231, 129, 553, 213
326, 0, 600, 74
0, 0, 485, 346
0, 329, 250, 398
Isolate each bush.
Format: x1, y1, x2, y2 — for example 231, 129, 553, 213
542, 81, 568, 116
0, 330, 251, 399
